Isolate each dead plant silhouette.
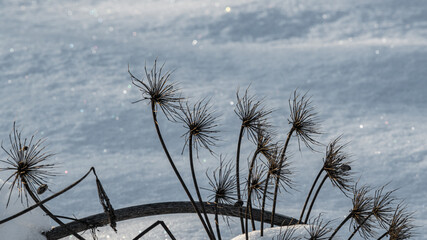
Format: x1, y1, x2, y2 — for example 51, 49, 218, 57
0, 60, 416, 240
129, 61, 215, 240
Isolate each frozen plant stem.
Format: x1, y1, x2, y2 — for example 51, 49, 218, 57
22, 179, 85, 240
235, 125, 245, 233
150, 102, 214, 240
260, 170, 271, 236
214, 196, 221, 240
245, 151, 260, 239
329, 214, 352, 239
188, 134, 215, 239
271, 128, 294, 227
299, 168, 324, 223
304, 175, 328, 223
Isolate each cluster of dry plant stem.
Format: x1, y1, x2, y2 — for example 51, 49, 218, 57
0, 60, 415, 240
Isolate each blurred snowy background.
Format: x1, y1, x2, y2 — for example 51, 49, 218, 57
0, 0, 426, 239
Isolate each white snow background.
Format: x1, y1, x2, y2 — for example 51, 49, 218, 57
0, 0, 426, 239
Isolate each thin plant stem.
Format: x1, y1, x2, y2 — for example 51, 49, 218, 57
260, 170, 271, 236
304, 175, 328, 223
249, 202, 255, 231
329, 213, 352, 239
377, 232, 388, 240
348, 212, 374, 240
23, 180, 85, 240
271, 128, 294, 227
189, 135, 215, 239
132, 220, 176, 240
214, 196, 221, 240
299, 168, 324, 223
0, 167, 94, 225
236, 125, 245, 233
150, 102, 214, 240
245, 191, 252, 240
245, 151, 260, 239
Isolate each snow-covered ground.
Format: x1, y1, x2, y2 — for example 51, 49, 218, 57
0, 0, 426, 239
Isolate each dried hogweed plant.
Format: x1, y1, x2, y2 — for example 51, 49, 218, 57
0, 60, 416, 240
0, 123, 117, 240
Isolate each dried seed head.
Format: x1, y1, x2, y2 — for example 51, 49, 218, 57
264, 146, 294, 193
246, 164, 269, 204
305, 214, 333, 240
274, 225, 302, 240
323, 136, 353, 193
235, 87, 272, 141
205, 157, 237, 205
349, 184, 376, 238
129, 59, 183, 120
253, 127, 276, 159
387, 203, 415, 240
176, 99, 219, 155
0, 122, 56, 207
372, 185, 396, 228
288, 90, 321, 151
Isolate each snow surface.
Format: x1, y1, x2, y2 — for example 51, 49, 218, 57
231, 226, 309, 240
0, 0, 426, 239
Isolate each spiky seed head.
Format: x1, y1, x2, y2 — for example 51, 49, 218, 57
274, 226, 302, 240
0, 122, 56, 207
323, 136, 353, 193
349, 184, 376, 239
372, 186, 396, 228
264, 146, 294, 193
129, 59, 183, 120
305, 214, 332, 240
235, 87, 272, 141
205, 157, 236, 205
246, 164, 268, 204
176, 99, 219, 154
253, 126, 276, 159
387, 203, 415, 240
288, 90, 321, 151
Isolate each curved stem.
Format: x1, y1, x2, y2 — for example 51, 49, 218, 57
299, 168, 324, 223
132, 221, 176, 240
150, 102, 213, 240
0, 167, 94, 225
260, 171, 271, 236
348, 212, 373, 240
304, 175, 328, 223
329, 212, 352, 239
245, 150, 259, 238
23, 180, 85, 240
249, 201, 255, 231
271, 128, 294, 227
236, 125, 245, 233
214, 196, 221, 240
189, 135, 215, 239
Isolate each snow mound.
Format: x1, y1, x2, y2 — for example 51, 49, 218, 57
0, 180, 51, 240
231, 225, 309, 240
